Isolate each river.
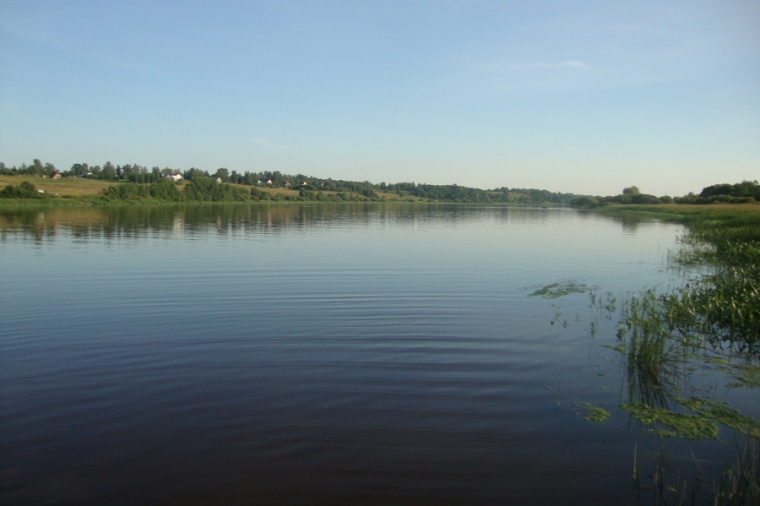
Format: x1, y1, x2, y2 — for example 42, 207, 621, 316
2, 203, 732, 505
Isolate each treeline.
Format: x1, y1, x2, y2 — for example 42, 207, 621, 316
102, 177, 381, 203
570, 182, 760, 208
377, 183, 576, 204
0, 158, 580, 204
692, 181, 760, 203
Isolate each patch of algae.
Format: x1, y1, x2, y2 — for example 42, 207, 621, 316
621, 403, 719, 440
530, 280, 589, 299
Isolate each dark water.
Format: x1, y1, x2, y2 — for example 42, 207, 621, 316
0, 204, 718, 504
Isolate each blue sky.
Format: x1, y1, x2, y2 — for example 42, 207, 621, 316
1, 0, 758, 196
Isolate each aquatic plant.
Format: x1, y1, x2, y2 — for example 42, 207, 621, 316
621, 402, 719, 440
615, 289, 692, 409
592, 206, 760, 505
713, 440, 760, 506
676, 398, 760, 439
529, 280, 590, 299
632, 439, 760, 506
584, 406, 610, 423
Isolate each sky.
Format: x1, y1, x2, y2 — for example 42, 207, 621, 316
1, 0, 758, 196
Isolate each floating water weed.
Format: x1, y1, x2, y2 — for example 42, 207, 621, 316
621, 403, 719, 440
725, 363, 760, 388
530, 280, 590, 299
676, 398, 760, 439
585, 407, 610, 423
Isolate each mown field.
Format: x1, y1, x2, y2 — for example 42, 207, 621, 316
0, 175, 123, 197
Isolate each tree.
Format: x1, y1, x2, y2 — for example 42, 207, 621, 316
69, 163, 89, 177
183, 167, 206, 180
26, 159, 43, 176
570, 196, 601, 208
622, 186, 640, 195
214, 168, 229, 182
102, 161, 116, 181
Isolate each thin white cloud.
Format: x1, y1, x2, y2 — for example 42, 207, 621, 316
533, 60, 591, 69
251, 137, 282, 150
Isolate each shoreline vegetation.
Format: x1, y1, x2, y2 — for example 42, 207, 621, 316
0, 171, 578, 206
0, 160, 757, 208
591, 204, 759, 505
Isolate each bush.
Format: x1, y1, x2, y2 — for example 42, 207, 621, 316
0, 181, 45, 199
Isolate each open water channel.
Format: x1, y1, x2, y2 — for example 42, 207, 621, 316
1, 204, 751, 504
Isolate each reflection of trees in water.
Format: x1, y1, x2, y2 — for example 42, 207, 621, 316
1, 204, 408, 240
1, 204, 674, 243
574, 207, 681, 235
0, 204, 567, 240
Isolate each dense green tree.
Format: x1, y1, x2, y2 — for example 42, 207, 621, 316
569, 196, 601, 208
700, 181, 759, 201
102, 162, 116, 181
622, 186, 640, 195
150, 179, 184, 200
214, 168, 229, 182
68, 163, 89, 177
183, 167, 207, 180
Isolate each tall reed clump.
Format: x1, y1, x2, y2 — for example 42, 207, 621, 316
617, 289, 687, 408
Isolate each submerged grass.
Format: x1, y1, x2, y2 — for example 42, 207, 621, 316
714, 440, 760, 506
633, 440, 760, 506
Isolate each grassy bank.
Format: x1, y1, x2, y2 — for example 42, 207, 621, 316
596, 202, 760, 222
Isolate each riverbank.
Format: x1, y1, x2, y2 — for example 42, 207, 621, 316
597, 202, 760, 220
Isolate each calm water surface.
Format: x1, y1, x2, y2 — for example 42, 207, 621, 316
0, 204, 717, 504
